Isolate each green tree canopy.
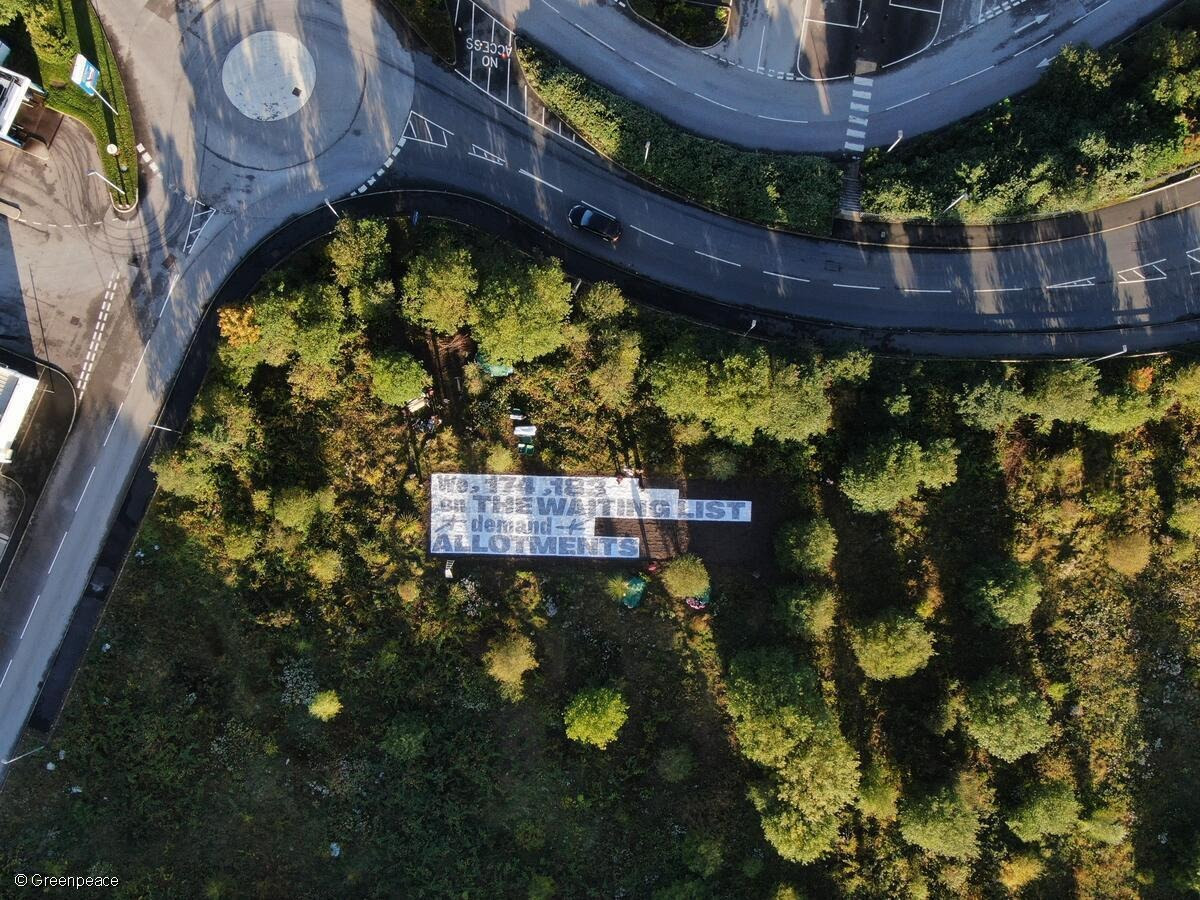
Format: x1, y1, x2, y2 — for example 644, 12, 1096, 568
484, 633, 539, 701
726, 649, 859, 862
649, 339, 833, 445
776, 583, 837, 640
400, 232, 478, 333
1168, 498, 1200, 537
967, 560, 1042, 626
661, 554, 710, 599
774, 517, 837, 574
840, 437, 959, 513
471, 259, 573, 365
1005, 780, 1081, 842
963, 671, 1053, 762
857, 761, 901, 822
563, 686, 628, 748
850, 610, 936, 680
587, 329, 642, 407
898, 784, 983, 860
369, 351, 431, 407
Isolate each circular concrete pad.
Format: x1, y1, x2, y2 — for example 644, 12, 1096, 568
221, 31, 316, 121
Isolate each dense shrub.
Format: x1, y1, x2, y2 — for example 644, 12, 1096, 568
775, 518, 837, 573
850, 610, 936, 680
862, 9, 1200, 223
963, 671, 1053, 762
1005, 781, 1080, 842
1105, 532, 1153, 576
564, 687, 629, 748
661, 555, 710, 599
840, 437, 959, 513
518, 45, 841, 234
484, 633, 538, 701
776, 584, 837, 640
967, 560, 1042, 626
370, 351, 431, 407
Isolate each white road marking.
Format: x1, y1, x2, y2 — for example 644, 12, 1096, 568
757, 114, 808, 123
900, 288, 952, 294
104, 402, 123, 447
469, 144, 507, 166
1117, 259, 1168, 283
850, 102, 870, 112
630, 225, 674, 245
573, 22, 616, 52
0, 659, 10, 691
19, 595, 40, 640
853, 76, 874, 87
1046, 277, 1097, 289
846, 129, 866, 139
1014, 32, 1055, 57
834, 283, 881, 291
885, 92, 929, 111
852, 90, 872, 100
693, 92, 738, 112
949, 64, 994, 86
1072, 0, 1109, 23
130, 344, 150, 384
763, 270, 811, 283
75, 466, 96, 513
157, 274, 180, 318
974, 287, 1023, 293
48, 531, 68, 575
694, 250, 742, 267
518, 169, 563, 192
634, 61, 676, 86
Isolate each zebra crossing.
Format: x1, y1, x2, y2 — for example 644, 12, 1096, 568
843, 75, 873, 153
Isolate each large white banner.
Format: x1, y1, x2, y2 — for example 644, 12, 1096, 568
430, 474, 752, 559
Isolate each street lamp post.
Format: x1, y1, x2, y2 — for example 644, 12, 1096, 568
2, 745, 44, 766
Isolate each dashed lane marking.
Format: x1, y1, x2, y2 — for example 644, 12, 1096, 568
950, 64, 994, 86
518, 168, 563, 192
974, 287, 1024, 293
74, 466, 96, 513
693, 92, 738, 112
900, 288, 952, 293
1072, 0, 1110, 24
47, 531, 68, 575
630, 225, 674, 245
634, 60, 676, 86
1013, 32, 1055, 57
103, 401, 123, 447
19, 594, 40, 640
694, 250, 741, 267
833, 282, 881, 290
0, 659, 10, 691
764, 270, 811, 283
884, 92, 929, 111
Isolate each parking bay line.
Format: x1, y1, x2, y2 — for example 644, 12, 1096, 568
518, 169, 563, 193
630, 225, 674, 245
19, 594, 40, 640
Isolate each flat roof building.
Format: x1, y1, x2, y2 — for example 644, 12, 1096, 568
0, 364, 38, 464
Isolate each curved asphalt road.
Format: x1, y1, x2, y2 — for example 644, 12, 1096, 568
478, 0, 1181, 151
0, 0, 1198, 781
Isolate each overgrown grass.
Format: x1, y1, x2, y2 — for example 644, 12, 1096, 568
629, 0, 729, 47
859, 1, 1200, 224
519, 43, 842, 236
4, 1, 138, 205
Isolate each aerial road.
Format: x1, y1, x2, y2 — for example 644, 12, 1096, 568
0, 0, 1197, 779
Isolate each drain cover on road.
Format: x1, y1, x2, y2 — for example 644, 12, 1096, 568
221, 31, 316, 122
